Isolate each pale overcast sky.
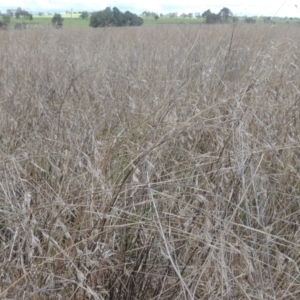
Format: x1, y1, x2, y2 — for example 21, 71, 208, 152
1, 0, 300, 17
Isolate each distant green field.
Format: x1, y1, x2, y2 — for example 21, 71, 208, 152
142, 16, 205, 25
9, 14, 89, 28
6, 14, 300, 29
9, 15, 204, 28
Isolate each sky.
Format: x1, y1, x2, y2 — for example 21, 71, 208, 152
1, 0, 300, 18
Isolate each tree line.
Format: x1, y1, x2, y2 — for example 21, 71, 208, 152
89, 7, 143, 27
140, 8, 282, 24
141, 8, 233, 22
47, 7, 144, 28
0, 7, 33, 29
0, 6, 287, 30
0, 6, 143, 29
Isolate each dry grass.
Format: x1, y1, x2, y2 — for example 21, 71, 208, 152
0, 24, 300, 299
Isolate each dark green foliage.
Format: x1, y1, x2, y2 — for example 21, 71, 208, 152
52, 13, 64, 28
154, 15, 159, 21
206, 13, 221, 24
123, 10, 143, 26
204, 7, 234, 24
16, 7, 22, 18
15, 8, 33, 21
218, 7, 233, 22
202, 9, 211, 18
90, 7, 143, 28
112, 7, 124, 26
80, 11, 89, 19
89, 7, 113, 27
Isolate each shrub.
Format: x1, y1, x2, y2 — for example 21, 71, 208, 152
52, 13, 64, 28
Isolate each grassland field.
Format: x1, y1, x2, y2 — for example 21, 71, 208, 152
0, 23, 300, 299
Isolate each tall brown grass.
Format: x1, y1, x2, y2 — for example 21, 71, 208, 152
0, 24, 300, 299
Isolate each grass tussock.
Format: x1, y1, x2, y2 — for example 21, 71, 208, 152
0, 24, 300, 299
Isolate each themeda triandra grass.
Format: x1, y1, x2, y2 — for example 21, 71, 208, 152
0, 24, 300, 299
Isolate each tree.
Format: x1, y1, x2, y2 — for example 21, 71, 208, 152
154, 15, 159, 21
113, 7, 124, 26
16, 7, 22, 14
206, 13, 221, 24
15, 8, 33, 20
80, 11, 89, 19
90, 7, 114, 27
218, 7, 233, 22
141, 11, 150, 17
90, 7, 143, 27
6, 9, 13, 17
15, 11, 20, 19
244, 17, 256, 23
202, 9, 211, 18
123, 10, 144, 26
52, 13, 64, 28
